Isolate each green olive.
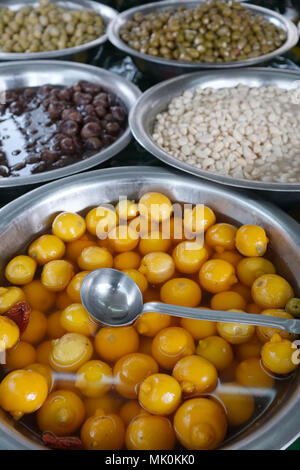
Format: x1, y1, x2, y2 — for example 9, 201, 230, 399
286, 298, 300, 318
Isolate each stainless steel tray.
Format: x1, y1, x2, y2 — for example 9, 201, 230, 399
108, 0, 299, 80
130, 67, 300, 194
0, 166, 299, 450
0, 0, 117, 61
0, 60, 141, 188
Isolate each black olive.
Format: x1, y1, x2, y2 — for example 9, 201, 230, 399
81, 122, 102, 139
73, 92, 93, 106
60, 120, 79, 137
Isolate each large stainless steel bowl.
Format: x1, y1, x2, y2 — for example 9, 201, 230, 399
0, 166, 299, 450
0, 0, 117, 61
107, 0, 299, 81
0, 60, 141, 188
130, 67, 300, 205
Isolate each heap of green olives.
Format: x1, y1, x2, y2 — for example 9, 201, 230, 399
120, 0, 287, 63
0, 0, 104, 53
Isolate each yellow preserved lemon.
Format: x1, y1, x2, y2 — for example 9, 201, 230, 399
23, 280, 56, 312
108, 224, 139, 253
49, 333, 93, 372
261, 334, 299, 375
21, 309, 47, 345
122, 269, 148, 293
199, 260, 238, 294
84, 395, 123, 418
75, 360, 113, 398
0, 316, 20, 351
172, 241, 209, 274
116, 199, 138, 221
28, 234, 65, 265
196, 336, 234, 371
85, 206, 118, 237
138, 192, 172, 223
95, 326, 139, 363
126, 415, 175, 450
237, 257, 276, 287
235, 225, 269, 257
213, 382, 255, 427
5, 255, 37, 285
52, 212, 86, 242
252, 274, 294, 309
139, 231, 171, 256
173, 355, 218, 395
41, 260, 74, 292
119, 400, 149, 426
81, 410, 125, 450
0, 370, 48, 419
152, 327, 195, 370
139, 252, 175, 284
25, 363, 53, 391
180, 317, 217, 340
60, 304, 97, 336
183, 205, 216, 236
205, 223, 237, 253
37, 389, 85, 436
135, 311, 171, 337
174, 398, 227, 450
217, 313, 255, 345
160, 278, 201, 307
5, 341, 37, 370
138, 373, 182, 415
211, 291, 246, 312
236, 358, 274, 389
114, 353, 158, 399
77, 246, 113, 271
66, 271, 90, 303
113, 251, 141, 271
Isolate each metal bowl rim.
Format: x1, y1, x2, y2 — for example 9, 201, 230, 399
108, 0, 299, 70
0, 165, 300, 450
129, 67, 300, 192
0, 0, 118, 60
0, 59, 141, 188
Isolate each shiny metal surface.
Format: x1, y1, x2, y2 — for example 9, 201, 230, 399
81, 268, 300, 332
143, 302, 300, 333
0, 0, 117, 61
108, 0, 299, 80
81, 268, 144, 326
130, 67, 300, 194
0, 60, 141, 188
0, 166, 299, 449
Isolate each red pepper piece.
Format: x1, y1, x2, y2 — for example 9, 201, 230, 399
3, 301, 31, 334
42, 432, 84, 450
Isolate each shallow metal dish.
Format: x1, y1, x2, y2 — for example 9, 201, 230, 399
0, 0, 117, 61
0, 60, 141, 188
130, 67, 300, 203
0, 166, 299, 449
108, 0, 299, 80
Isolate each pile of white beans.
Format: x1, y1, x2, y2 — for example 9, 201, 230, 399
152, 85, 300, 183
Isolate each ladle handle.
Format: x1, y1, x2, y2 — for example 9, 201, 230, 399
143, 302, 300, 334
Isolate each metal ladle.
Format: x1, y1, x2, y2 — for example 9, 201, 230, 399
80, 269, 300, 334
